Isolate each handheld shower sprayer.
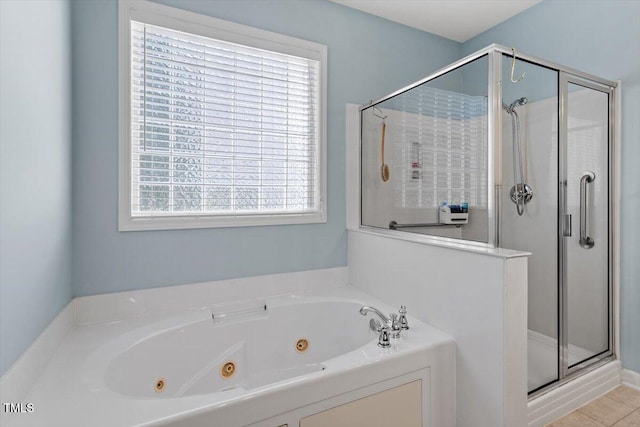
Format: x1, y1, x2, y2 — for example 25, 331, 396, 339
505, 97, 528, 113
504, 97, 533, 215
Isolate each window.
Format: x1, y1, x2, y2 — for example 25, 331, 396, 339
119, 0, 326, 230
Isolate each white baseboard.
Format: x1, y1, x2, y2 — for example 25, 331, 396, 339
528, 360, 621, 427
0, 301, 75, 425
622, 368, 640, 391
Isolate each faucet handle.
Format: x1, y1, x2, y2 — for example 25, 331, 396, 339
377, 323, 391, 348
399, 306, 409, 330
390, 313, 401, 338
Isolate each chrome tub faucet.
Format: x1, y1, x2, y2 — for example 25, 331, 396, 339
359, 305, 409, 348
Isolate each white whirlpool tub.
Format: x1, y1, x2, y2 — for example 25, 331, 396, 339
12, 287, 455, 427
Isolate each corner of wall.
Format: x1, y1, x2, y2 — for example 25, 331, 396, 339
0, 0, 74, 377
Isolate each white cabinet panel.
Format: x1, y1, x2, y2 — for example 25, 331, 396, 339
299, 380, 422, 427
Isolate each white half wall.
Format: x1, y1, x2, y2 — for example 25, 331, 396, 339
348, 230, 528, 427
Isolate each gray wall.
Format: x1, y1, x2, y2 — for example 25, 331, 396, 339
463, 0, 640, 372
70, 0, 460, 296
0, 0, 73, 376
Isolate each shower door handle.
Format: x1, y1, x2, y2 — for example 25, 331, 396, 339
563, 214, 572, 237
579, 171, 596, 249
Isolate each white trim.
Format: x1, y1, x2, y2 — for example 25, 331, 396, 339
527, 360, 621, 427
504, 257, 529, 427
622, 369, 640, 391
118, 0, 327, 231
351, 227, 529, 259
125, 0, 327, 59
613, 80, 622, 361
119, 211, 326, 231
118, 0, 131, 232
346, 103, 360, 230
0, 302, 75, 425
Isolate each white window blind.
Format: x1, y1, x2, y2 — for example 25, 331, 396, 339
128, 20, 322, 221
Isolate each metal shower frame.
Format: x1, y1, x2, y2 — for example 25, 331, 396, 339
359, 43, 618, 398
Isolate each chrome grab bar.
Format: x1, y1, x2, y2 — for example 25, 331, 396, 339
579, 171, 596, 249
389, 220, 461, 229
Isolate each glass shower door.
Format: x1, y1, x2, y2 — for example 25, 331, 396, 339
496, 50, 615, 397
499, 55, 560, 393
561, 75, 612, 376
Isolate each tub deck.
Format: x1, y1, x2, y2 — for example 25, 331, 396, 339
8, 287, 455, 427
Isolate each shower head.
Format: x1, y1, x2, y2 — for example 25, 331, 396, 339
508, 97, 528, 112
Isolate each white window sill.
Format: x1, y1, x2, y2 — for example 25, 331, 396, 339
119, 211, 326, 231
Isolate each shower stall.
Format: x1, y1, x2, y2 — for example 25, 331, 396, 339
359, 44, 617, 397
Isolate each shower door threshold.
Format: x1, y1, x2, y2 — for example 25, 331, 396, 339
528, 355, 617, 400
527, 359, 620, 427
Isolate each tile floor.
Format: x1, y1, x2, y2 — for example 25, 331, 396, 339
547, 385, 640, 427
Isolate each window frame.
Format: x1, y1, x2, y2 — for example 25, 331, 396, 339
118, 0, 327, 231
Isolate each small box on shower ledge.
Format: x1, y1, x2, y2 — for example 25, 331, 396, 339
439, 204, 469, 225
